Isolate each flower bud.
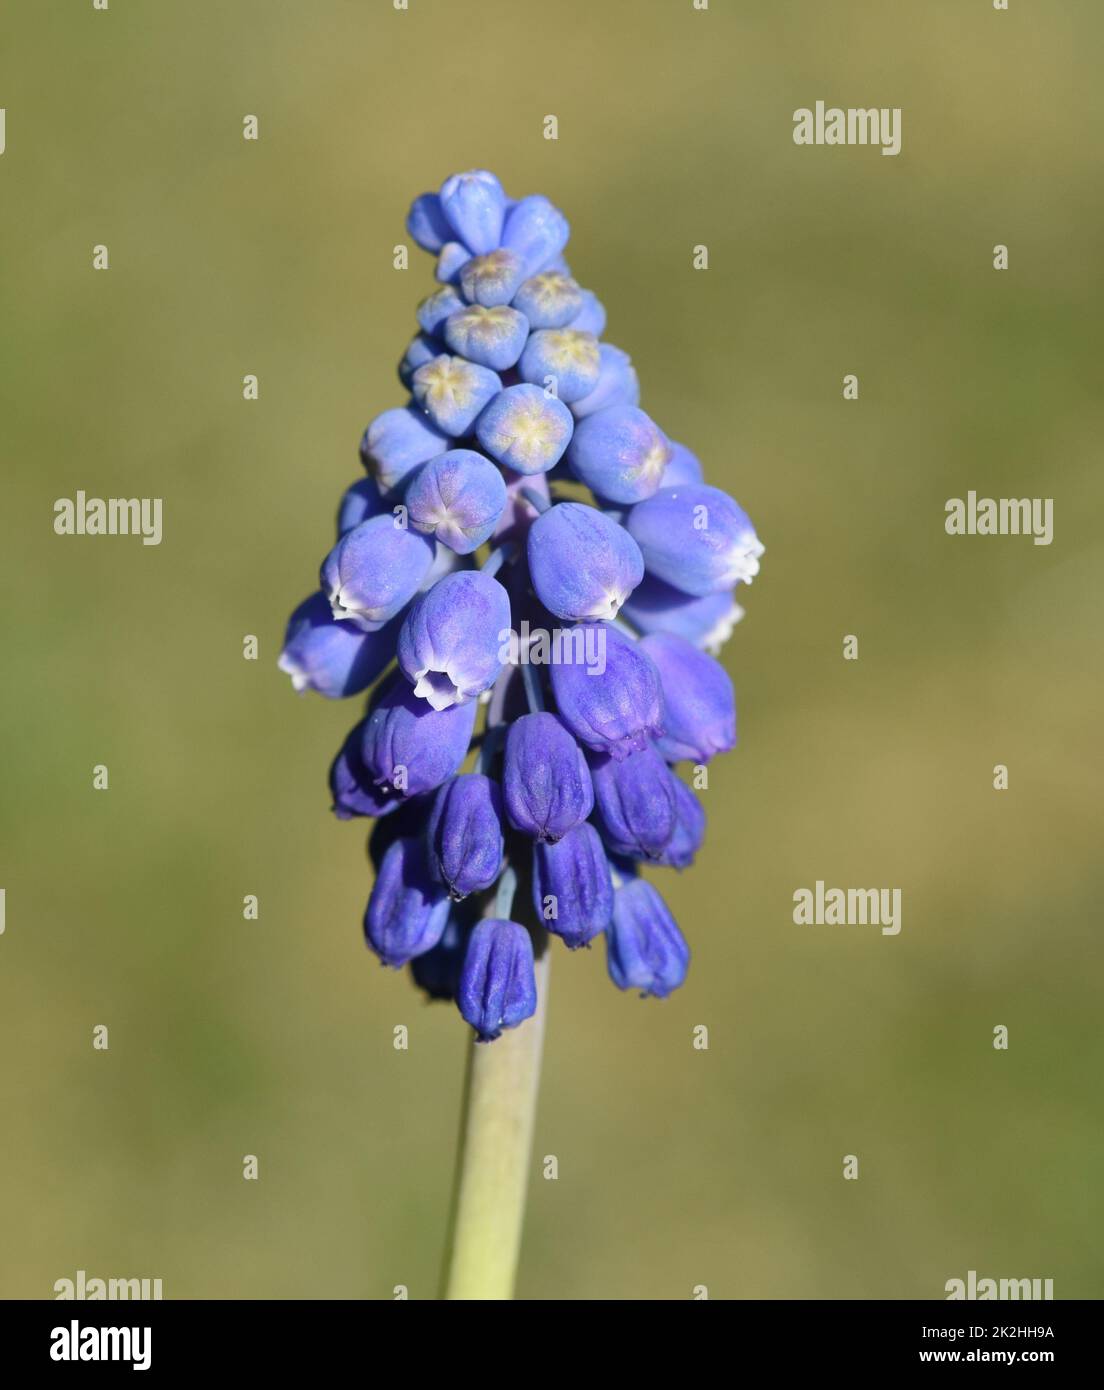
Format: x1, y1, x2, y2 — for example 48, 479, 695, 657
460, 248, 526, 307
606, 878, 689, 997
360, 404, 449, 491
566, 405, 670, 503
364, 836, 451, 968
444, 304, 529, 372
426, 773, 505, 899
654, 776, 706, 869
532, 822, 613, 949
320, 514, 436, 630
279, 591, 395, 698
440, 169, 508, 255
570, 344, 640, 420
416, 286, 465, 336
626, 484, 764, 595
502, 194, 570, 277
474, 383, 573, 475
411, 911, 471, 1001
458, 919, 538, 1040
590, 743, 678, 860
639, 631, 736, 762
436, 242, 470, 284
330, 717, 399, 818
403, 449, 507, 554
406, 192, 452, 253
502, 711, 593, 841
336, 476, 383, 537
619, 573, 744, 652
359, 674, 478, 805
548, 622, 665, 760
661, 441, 703, 486
527, 501, 643, 621
398, 570, 511, 709
512, 272, 583, 329
398, 332, 442, 390
411, 354, 502, 437
569, 289, 606, 338
518, 329, 601, 404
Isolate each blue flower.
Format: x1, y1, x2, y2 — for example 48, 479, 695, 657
417, 286, 465, 336
662, 441, 704, 487
626, 483, 764, 594
569, 344, 639, 419
654, 776, 706, 870
320, 515, 436, 630
285, 170, 766, 1038
460, 249, 527, 308
439, 170, 508, 256
458, 919, 538, 1041
411, 354, 502, 437
406, 193, 452, 253
403, 449, 507, 554
358, 674, 478, 807
411, 911, 471, 1001
548, 622, 665, 760
474, 383, 574, 475
331, 717, 401, 819
398, 333, 442, 390
336, 477, 383, 537
502, 711, 594, 842
501, 194, 570, 277
518, 329, 601, 404
426, 773, 505, 899
512, 272, 583, 329
365, 836, 452, 968
279, 592, 395, 698
436, 241, 471, 285
527, 501, 643, 621
566, 404, 671, 502
532, 822, 613, 949
619, 573, 744, 651
569, 289, 607, 338
606, 878, 690, 998
639, 631, 736, 763
443, 304, 530, 371
360, 404, 449, 491
397, 570, 511, 709
589, 743, 678, 860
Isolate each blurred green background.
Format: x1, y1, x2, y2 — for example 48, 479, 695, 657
2, 0, 1102, 1300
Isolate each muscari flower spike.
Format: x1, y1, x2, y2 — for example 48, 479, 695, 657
280, 170, 765, 1039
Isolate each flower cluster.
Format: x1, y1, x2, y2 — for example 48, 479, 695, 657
280, 170, 764, 1041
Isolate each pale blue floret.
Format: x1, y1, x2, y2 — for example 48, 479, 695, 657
443, 304, 530, 371
411, 354, 502, 436
518, 329, 602, 404
403, 449, 507, 554
626, 483, 764, 595
473, 383, 574, 475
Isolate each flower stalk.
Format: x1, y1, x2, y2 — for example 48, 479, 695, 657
441, 942, 549, 1300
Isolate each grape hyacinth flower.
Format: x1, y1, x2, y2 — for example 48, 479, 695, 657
279, 170, 765, 1300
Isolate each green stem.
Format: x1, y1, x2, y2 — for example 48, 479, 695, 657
440, 947, 550, 1300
